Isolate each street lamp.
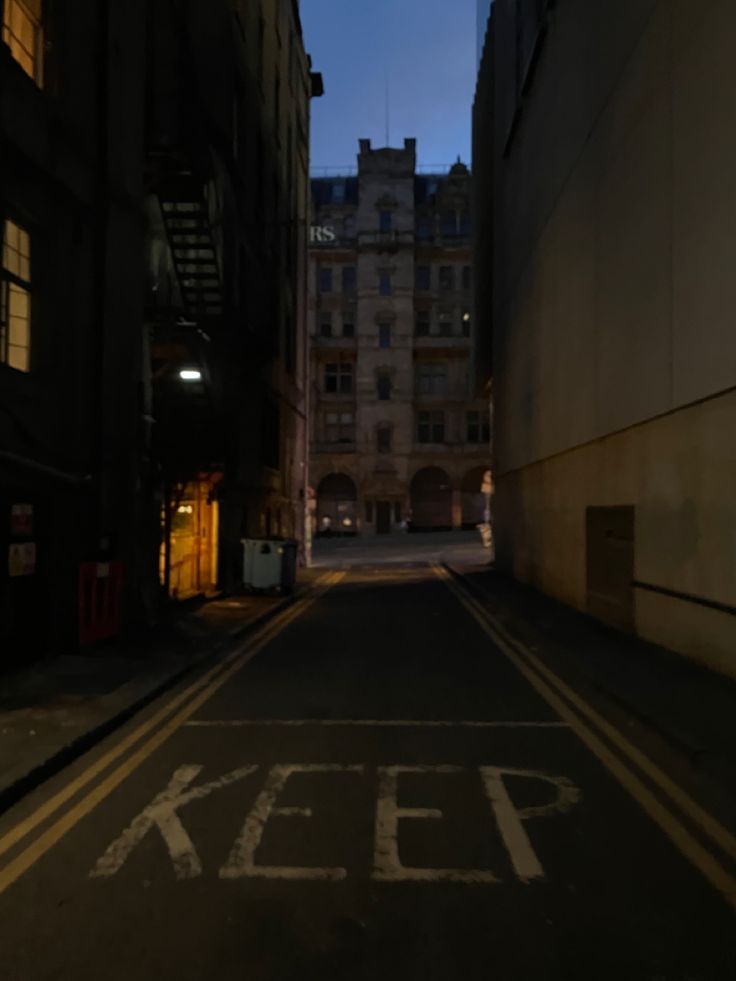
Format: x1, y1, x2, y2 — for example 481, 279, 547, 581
179, 368, 202, 382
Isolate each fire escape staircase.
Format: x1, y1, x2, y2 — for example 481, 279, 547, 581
158, 181, 224, 321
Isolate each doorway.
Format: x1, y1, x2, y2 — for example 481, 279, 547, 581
586, 505, 635, 631
161, 477, 220, 600
376, 501, 392, 535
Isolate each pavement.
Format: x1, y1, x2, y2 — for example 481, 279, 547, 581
0, 541, 734, 979
443, 555, 736, 809
0, 586, 308, 810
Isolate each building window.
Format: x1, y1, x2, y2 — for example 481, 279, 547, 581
379, 272, 391, 296
379, 210, 392, 233
415, 266, 430, 291
342, 317, 355, 338
324, 361, 354, 394
325, 411, 355, 444
376, 372, 391, 401
342, 266, 356, 293
415, 362, 448, 395
332, 181, 346, 203
466, 411, 491, 444
441, 212, 458, 238
437, 310, 454, 336
319, 312, 333, 338
378, 323, 391, 348
415, 310, 430, 336
416, 216, 433, 241
319, 267, 333, 293
376, 425, 392, 453
2, 0, 43, 85
366, 500, 374, 523
417, 411, 445, 444
459, 213, 471, 236
439, 266, 454, 291
462, 266, 472, 290
1, 219, 32, 372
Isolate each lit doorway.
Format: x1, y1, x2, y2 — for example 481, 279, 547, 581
160, 476, 220, 599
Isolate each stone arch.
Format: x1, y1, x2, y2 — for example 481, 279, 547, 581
461, 466, 490, 529
409, 467, 452, 531
317, 473, 358, 536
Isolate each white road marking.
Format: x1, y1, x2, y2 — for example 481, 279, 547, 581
219, 764, 364, 882
91, 762, 580, 885
184, 719, 570, 729
480, 767, 581, 883
90, 764, 258, 880
373, 765, 500, 884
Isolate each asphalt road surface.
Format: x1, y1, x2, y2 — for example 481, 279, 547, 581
0, 564, 734, 981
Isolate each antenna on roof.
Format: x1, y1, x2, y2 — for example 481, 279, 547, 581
385, 73, 390, 147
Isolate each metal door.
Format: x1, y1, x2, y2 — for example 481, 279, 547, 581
586, 505, 635, 631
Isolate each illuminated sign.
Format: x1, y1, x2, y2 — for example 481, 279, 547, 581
310, 225, 337, 244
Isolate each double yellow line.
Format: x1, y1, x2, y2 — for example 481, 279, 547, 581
434, 564, 736, 913
0, 571, 345, 896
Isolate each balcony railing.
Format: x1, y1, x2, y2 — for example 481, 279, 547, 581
313, 441, 357, 454
358, 230, 414, 247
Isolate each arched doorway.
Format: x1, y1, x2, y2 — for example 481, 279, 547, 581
410, 467, 452, 531
461, 466, 490, 529
317, 474, 358, 537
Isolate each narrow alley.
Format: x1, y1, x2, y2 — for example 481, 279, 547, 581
0, 556, 734, 980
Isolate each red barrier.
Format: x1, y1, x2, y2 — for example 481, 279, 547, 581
78, 561, 124, 646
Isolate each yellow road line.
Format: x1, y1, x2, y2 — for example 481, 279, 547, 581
438, 567, 736, 865
0, 571, 342, 872
434, 565, 736, 912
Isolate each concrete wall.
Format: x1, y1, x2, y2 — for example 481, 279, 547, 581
487, 0, 736, 673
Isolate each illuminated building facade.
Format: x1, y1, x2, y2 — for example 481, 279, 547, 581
308, 139, 490, 537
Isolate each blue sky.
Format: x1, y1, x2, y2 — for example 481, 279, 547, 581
300, 0, 476, 172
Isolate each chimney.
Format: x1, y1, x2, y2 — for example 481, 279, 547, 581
359, 139, 371, 154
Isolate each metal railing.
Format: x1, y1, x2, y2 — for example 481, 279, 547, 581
309, 163, 460, 178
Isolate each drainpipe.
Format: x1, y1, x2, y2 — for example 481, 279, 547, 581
92, 0, 111, 558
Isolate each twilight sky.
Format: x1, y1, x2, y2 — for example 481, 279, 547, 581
300, 0, 476, 172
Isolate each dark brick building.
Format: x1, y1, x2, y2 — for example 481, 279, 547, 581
0, 0, 320, 664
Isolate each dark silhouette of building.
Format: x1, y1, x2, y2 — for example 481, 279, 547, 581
0, 0, 321, 664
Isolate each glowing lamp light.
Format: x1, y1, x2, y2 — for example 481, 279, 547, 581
342, 518, 353, 527
179, 368, 202, 382
463, 312, 471, 322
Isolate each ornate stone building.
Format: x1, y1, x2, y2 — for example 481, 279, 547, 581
308, 139, 490, 538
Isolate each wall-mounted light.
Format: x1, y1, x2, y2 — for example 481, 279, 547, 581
179, 368, 202, 382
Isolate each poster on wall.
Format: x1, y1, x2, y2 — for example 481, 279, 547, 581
8, 542, 36, 577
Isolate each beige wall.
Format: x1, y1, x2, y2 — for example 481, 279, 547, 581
497, 1, 736, 471
494, 391, 736, 677
490, 0, 736, 671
